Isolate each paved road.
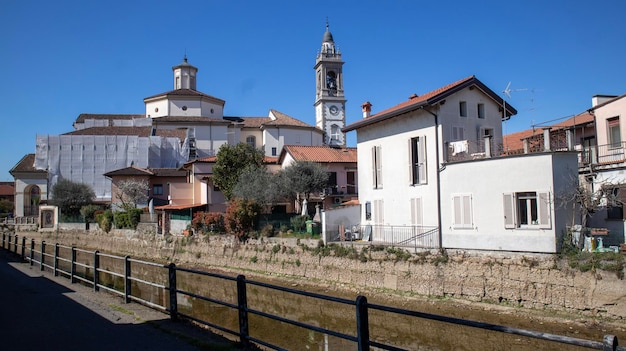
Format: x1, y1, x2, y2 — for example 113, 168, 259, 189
0, 248, 241, 351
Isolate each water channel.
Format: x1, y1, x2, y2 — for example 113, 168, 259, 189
57, 247, 625, 351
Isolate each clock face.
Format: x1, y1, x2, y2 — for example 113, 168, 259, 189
329, 105, 339, 116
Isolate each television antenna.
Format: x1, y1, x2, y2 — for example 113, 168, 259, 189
502, 82, 527, 151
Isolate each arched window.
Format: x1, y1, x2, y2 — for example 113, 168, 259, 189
246, 136, 256, 148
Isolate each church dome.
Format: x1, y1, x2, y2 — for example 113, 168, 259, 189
323, 27, 334, 43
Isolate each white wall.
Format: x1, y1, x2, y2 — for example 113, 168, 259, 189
440, 152, 578, 253
356, 108, 440, 229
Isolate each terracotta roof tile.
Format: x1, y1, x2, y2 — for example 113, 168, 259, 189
9, 154, 46, 174
265, 110, 313, 128
104, 166, 153, 177
150, 168, 187, 177
281, 145, 357, 163
0, 183, 14, 196
344, 76, 517, 132
151, 116, 230, 124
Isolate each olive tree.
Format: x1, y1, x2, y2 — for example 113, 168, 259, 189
232, 165, 289, 212
280, 161, 329, 209
50, 179, 95, 217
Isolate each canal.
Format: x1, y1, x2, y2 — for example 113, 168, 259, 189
81, 253, 624, 351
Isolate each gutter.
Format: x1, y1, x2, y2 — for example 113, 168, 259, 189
421, 106, 444, 249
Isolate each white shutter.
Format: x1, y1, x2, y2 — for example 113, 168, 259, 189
418, 136, 427, 184
377, 146, 383, 188
371, 146, 377, 188
503, 193, 515, 229
538, 192, 551, 229
462, 195, 472, 226
411, 197, 423, 226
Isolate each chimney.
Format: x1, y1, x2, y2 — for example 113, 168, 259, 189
409, 93, 419, 100
592, 94, 617, 107
361, 101, 372, 118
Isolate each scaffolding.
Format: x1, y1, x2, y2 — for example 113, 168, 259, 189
35, 134, 186, 201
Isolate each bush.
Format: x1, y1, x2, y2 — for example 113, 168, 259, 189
225, 198, 260, 241
290, 215, 309, 233
113, 208, 142, 229
80, 204, 101, 223
192, 211, 226, 234
96, 209, 113, 233
261, 224, 275, 237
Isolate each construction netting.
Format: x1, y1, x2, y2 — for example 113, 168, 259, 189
35, 135, 187, 201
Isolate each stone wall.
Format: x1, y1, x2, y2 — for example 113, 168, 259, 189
15, 230, 626, 320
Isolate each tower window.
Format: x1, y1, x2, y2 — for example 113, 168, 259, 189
330, 124, 341, 144
326, 71, 337, 96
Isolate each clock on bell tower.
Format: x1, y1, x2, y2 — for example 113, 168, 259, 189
314, 21, 346, 147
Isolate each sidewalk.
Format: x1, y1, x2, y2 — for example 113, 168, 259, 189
0, 248, 243, 351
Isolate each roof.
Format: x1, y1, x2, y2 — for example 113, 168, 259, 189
9, 154, 47, 174
103, 166, 153, 177
150, 168, 186, 177
0, 183, 14, 196
343, 76, 517, 132
151, 116, 231, 125
74, 114, 144, 124
589, 93, 626, 111
225, 110, 315, 129
154, 203, 204, 211
143, 88, 225, 105
62, 126, 187, 140
279, 145, 357, 164
502, 111, 595, 153
183, 155, 278, 168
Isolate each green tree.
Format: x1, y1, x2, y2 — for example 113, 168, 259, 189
0, 199, 12, 214
281, 161, 329, 206
50, 179, 95, 217
213, 143, 265, 200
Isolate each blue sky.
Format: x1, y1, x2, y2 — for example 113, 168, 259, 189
1, 0, 625, 180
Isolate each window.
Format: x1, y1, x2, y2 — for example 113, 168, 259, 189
452, 194, 473, 228
451, 126, 464, 141
459, 101, 467, 117
608, 117, 621, 148
330, 124, 341, 144
271, 147, 277, 156
410, 197, 423, 226
409, 136, 427, 185
503, 192, 551, 229
153, 184, 163, 195
327, 172, 338, 194
365, 201, 372, 220
371, 145, 383, 189
246, 136, 256, 148
477, 103, 485, 119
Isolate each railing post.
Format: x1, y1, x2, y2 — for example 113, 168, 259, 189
603, 334, 618, 351
21, 236, 26, 259
168, 263, 178, 321
70, 247, 76, 284
29, 239, 34, 266
237, 274, 250, 348
54, 243, 59, 276
1, 233, 5, 249
13, 234, 18, 253
93, 250, 99, 292
124, 256, 131, 303
356, 295, 370, 351
40, 241, 45, 271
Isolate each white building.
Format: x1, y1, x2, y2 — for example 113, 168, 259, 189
343, 76, 579, 253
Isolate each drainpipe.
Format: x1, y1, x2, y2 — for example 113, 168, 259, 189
421, 106, 443, 249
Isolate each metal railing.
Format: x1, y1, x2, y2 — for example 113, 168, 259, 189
1, 232, 622, 351
357, 224, 440, 249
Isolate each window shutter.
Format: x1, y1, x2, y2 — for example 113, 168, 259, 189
415, 197, 423, 226
462, 195, 472, 226
418, 136, 427, 184
408, 138, 413, 185
538, 192, 551, 228
453, 195, 462, 226
377, 146, 383, 188
503, 193, 515, 229
371, 146, 377, 188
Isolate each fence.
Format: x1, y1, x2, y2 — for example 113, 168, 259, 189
345, 224, 440, 250
0, 232, 621, 351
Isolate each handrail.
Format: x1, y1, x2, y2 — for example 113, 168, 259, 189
0, 232, 622, 351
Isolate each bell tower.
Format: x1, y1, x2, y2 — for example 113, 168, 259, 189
314, 21, 346, 146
